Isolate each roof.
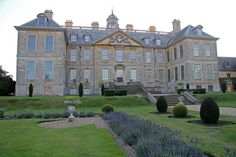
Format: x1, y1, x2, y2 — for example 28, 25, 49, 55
218, 57, 236, 71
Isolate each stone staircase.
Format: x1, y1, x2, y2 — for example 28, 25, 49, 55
154, 94, 193, 106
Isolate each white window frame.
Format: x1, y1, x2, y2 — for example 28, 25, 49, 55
102, 50, 109, 61
70, 69, 76, 82
207, 64, 213, 80
116, 70, 123, 77
84, 50, 90, 61
70, 49, 77, 62
44, 35, 54, 52
70, 34, 77, 42
70, 89, 77, 95
131, 69, 137, 80
130, 51, 136, 62
84, 70, 90, 82
156, 39, 161, 45
84, 35, 90, 42
146, 52, 151, 63
205, 44, 211, 57
28, 35, 36, 52
27, 61, 36, 80
116, 50, 123, 62
144, 38, 150, 45
193, 43, 199, 57
102, 69, 109, 81
194, 64, 201, 80
44, 61, 53, 80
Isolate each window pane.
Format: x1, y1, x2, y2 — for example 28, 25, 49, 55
175, 67, 178, 81
167, 51, 170, 62
205, 44, 211, 57
131, 70, 136, 80
180, 45, 183, 58
84, 70, 90, 82
102, 50, 109, 61
194, 64, 201, 79
174, 48, 177, 60
28, 35, 36, 52
193, 43, 199, 57
146, 69, 152, 82
157, 53, 163, 63
102, 69, 109, 81
168, 69, 170, 82
181, 65, 184, 80
44, 61, 53, 79
70, 69, 76, 81
38, 17, 45, 26
116, 50, 123, 62
146, 52, 151, 63
84, 50, 90, 61
207, 64, 213, 80
130, 51, 136, 62
45, 35, 53, 52
27, 61, 36, 80
71, 34, 77, 42
70, 50, 77, 61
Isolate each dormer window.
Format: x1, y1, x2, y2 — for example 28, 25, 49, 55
84, 34, 91, 42
225, 61, 230, 67
144, 38, 150, 45
70, 34, 78, 42
197, 29, 202, 35
37, 13, 47, 26
155, 39, 161, 45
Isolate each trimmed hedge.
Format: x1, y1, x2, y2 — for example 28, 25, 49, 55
101, 104, 114, 113
104, 89, 127, 96
0, 108, 4, 118
156, 96, 168, 112
177, 88, 206, 94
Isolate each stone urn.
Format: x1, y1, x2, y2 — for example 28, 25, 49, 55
64, 100, 80, 122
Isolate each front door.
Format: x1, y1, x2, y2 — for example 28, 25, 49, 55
116, 70, 123, 82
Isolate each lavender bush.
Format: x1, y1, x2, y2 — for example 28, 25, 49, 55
103, 112, 204, 157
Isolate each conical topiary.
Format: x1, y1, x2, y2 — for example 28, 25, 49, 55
200, 97, 220, 123
156, 96, 168, 112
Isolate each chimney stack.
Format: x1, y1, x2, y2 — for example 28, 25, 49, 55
91, 21, 99, 30
126, 24, 133, 32
65, 20, 73, 29
44, 10, 53, 20
172, 19, 181, 33
148, 25, 156, 32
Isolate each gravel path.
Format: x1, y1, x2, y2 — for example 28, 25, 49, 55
186, 105, 236, 116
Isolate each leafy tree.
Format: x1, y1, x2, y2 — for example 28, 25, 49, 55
29, 83, 33, 97
220, 82, 227, 93
79, 83, 83, 97
0, 66, 15, 96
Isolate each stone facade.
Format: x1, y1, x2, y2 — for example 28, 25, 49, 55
15, 10, 220, 96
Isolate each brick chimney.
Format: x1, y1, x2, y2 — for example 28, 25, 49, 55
44, 10, 53, 20
172, 19, 181, 33
91, 21, 99, 30
65, 20, 73, 29
126, 24, 133, 32
148, 25, 156, 32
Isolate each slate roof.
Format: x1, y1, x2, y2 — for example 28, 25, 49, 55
218, 57, 236, 71
15, 11, 219, 48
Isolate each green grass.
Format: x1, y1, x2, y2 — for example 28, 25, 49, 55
195, 92, 236, 108
0, 119, 126, 157
0, 95, 236, 156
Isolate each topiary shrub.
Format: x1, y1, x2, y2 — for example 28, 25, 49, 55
104, 89, 116, 96
101, 104, 114, 113
29, 83, 33, 97
156, 96, 168, 112
173, 102, 188, 117
101, 83, 105, 96
186, 83, 190, 89
200, 97, 220, 123
79, 83, 83, 97
0, 108, 4, 118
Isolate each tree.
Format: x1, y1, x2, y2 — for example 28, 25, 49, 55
220, 82, 227, 93
0, 66, 15, 96
101, 83, 105, 96
186, 83, 190, 89
29, 83, 33, 97
79, 83, 83, 97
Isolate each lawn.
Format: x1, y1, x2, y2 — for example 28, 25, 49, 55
0, 95, 236, 156
0, 119, 126, 157
195, 92, 236, 108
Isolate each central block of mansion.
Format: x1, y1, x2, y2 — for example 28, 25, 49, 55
15, 10, 220, 96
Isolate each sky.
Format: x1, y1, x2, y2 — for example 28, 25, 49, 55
0, 0, 235, 79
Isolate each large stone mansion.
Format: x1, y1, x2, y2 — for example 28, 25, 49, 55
15, 10, 220, 96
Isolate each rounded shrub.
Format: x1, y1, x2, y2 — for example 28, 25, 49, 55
200, 97, 220, 123
173, 102, 188, 117
156, 96, 168, 112
101, 104, 114, 113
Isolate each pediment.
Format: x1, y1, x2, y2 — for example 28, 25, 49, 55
96, 31, 143, 47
